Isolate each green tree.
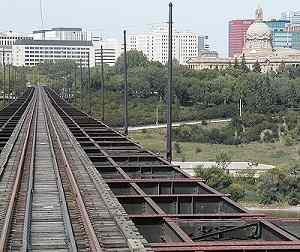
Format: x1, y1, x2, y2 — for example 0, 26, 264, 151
240, 54, 249, 73
115, 50, 149, 73
216, 151, 232, 171
253, 60, 261, 73
234, 57, 239, 69
257, 168, 289, 205
194, 165, 233, 191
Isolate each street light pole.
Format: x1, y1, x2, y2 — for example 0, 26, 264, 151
8, 63, 11, 101
12, 67, 17, 99
166, 2, 173, 162
88, 52, 91, 114
2, 50, 6, 104
101, 45, 105, 121
74, 63, 77, 104
80, 58, 83, 110
123, 30, 129, 136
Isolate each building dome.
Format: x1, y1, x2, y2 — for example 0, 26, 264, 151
244, 6, 273, 50
246, 22, 272, 40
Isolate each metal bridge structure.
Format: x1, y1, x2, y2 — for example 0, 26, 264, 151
0, 86, 299, 252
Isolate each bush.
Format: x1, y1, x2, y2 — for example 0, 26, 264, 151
173, 125, 237, 145
287, 191, 300, 206
201, 120, 208, 126
216, 151, 232, 171
224, 183, 246, 201
194, 165, 233, 191
174, 142, 182, 154
195, 146, 202, 153
282, 134, 294, 146
256, 168, 290, 205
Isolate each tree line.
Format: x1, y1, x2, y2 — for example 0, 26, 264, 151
2, 50, 300, 127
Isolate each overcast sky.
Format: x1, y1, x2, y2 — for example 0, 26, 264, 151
1, 0, 299, 56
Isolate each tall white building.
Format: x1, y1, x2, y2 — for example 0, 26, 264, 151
128, 25, 199, 65
0, 31, 33, 65
282, 11, 300, 24
92, 38, 122, 66
12, 40, 93, 67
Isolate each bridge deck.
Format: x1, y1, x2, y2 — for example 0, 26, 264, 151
0, 86, 299, 252
46, 86, 300, 252
0, 87, 150, 251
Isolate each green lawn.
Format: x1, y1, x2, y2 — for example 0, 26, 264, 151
129, 127, 300, 167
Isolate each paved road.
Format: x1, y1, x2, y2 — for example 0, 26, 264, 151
128, 118, 232, 131
173, 161, 274, 178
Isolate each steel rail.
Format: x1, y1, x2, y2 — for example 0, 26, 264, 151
44, 87, 149, 251
44, 87, 300, 251
21, 89, 38, 252
0, 89, 33, 132
0, 89, 35, 178
0, 89, 37, 251
45, 90, 197, 244
44, 88, 163, 239
47, 88, 245, 215
0, 88, 29, 115
42, 88, 102, 252
41, 88, 78, 251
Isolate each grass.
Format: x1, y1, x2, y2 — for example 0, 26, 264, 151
129, 127, 300, 167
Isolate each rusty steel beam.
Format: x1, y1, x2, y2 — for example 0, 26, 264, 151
0, 90, 37, 251
43, 93, 102, 252
43, 86, 300, 251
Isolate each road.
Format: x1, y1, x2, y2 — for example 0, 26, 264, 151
128, 118, 232, 131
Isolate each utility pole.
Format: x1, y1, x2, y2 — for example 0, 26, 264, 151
37, 67, 40, 86
80, 58, 83, 110
13, 67, 16, 100
88, 52, 91, 114
8, 63, 11, 101
2, 50, 6, 104
166, 2, 173, 162
74, 64, 77, 104
101, 45, 105, 121
239, 98, 242, 118
156, 106, 159, 125
123, 30, 129, 136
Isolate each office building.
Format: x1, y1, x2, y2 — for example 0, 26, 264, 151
282, 11, 300, 24
198, 35, 210, 50
12, 40, 93, 67
0, 31, 33, 65
265, 20, 292, 48
128, 24, 198, 65
228, 19, 255, 57
93, 39, 122, 66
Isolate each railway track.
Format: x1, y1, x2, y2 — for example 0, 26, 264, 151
1, 84, 300, 251
0, 87, 149, 251
44, 86, 300, 252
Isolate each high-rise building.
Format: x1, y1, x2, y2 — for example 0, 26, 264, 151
228, 19, 255, 57
281, 11, 300, 24
0, 31, 33, 65
93, 39, 122, 66
128, 24, 198, 65
265, 20, 292, 48
198, 35, 209, 50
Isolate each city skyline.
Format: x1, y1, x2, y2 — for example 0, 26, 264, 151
1, 0, 299, 56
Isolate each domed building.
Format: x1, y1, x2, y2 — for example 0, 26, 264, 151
187, 6, 300, 72
244, 6, 273, 50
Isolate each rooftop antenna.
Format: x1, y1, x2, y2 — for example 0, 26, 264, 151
40, 0, 45, 29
